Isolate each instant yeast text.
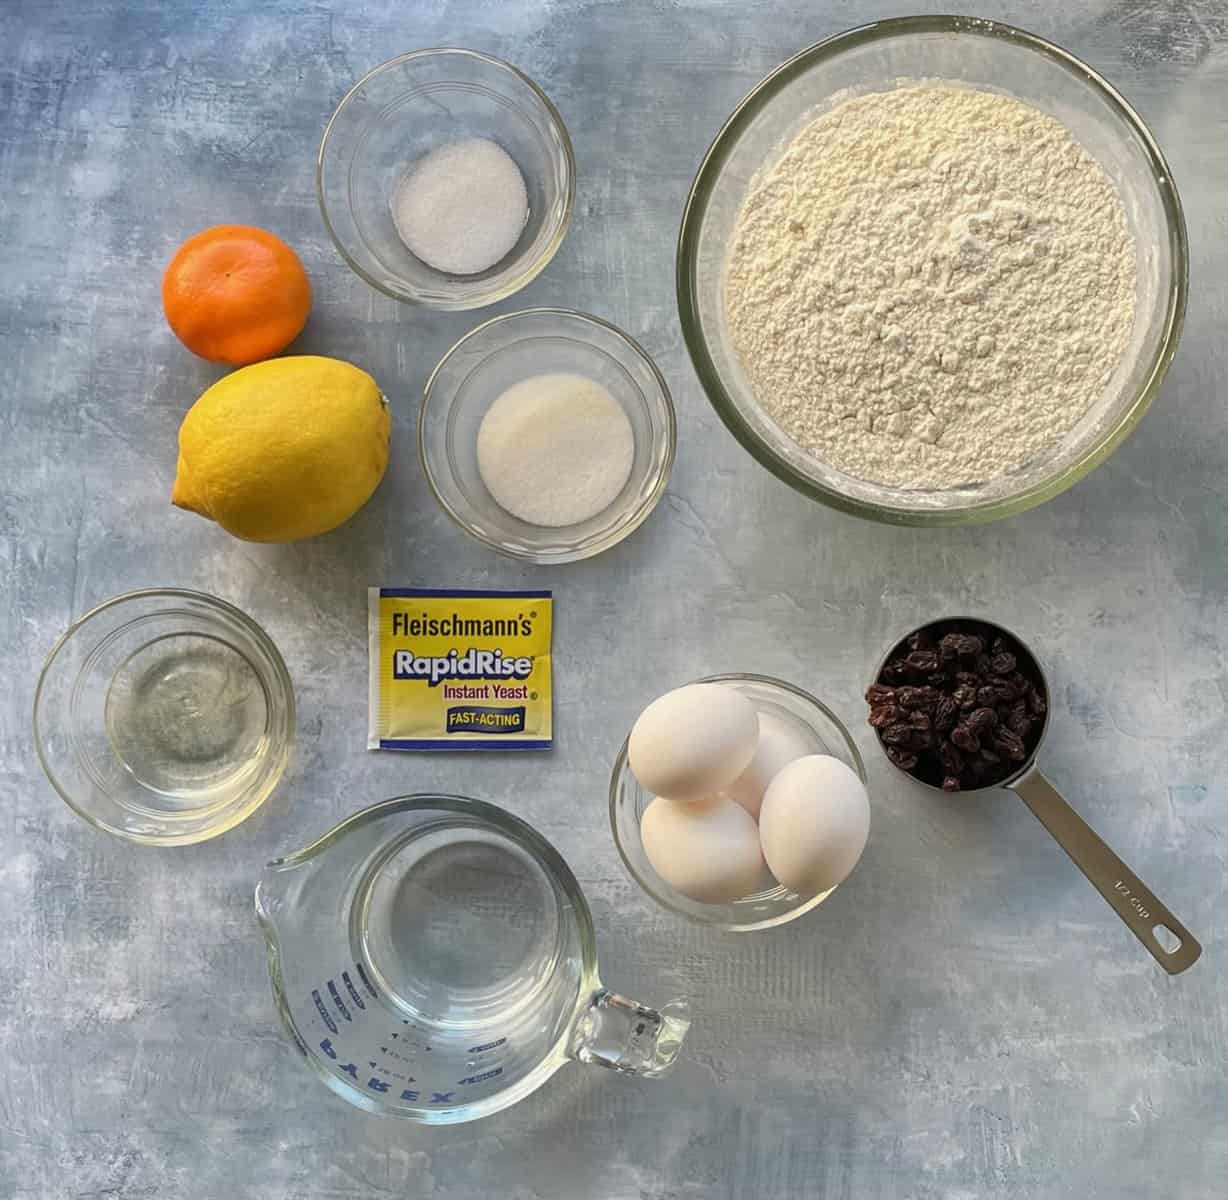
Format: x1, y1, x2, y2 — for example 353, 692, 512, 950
368, 588, 553, 750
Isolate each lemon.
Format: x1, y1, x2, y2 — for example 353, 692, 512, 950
173, 356, 390, 542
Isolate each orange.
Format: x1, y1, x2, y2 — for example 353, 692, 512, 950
162, 225, 312, 366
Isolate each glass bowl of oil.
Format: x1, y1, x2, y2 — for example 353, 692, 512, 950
34, 589, 295, 845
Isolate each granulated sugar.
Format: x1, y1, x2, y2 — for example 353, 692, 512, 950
477, 373, 634, 527
392, 138, 528, 275
724, 83, 1137, 490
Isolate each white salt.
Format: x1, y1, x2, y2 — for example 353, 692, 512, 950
391, 137, 529, 275
476, 373, 635, 527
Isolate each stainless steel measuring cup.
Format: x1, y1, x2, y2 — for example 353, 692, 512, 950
255, 795, 690, 1124
872, 619, 1201, 975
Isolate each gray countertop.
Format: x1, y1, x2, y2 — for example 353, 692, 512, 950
2, 1, 1226, 1197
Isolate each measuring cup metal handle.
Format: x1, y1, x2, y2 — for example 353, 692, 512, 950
1010, 769, 1201, 974
569, 990, 691, 1078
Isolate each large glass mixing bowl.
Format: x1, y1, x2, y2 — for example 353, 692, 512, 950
676, 16, 1188, 525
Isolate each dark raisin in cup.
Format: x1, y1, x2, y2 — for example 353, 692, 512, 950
866, 619, 1048, 792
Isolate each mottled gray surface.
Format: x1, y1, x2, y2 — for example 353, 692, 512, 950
2, 1, 1226, 1196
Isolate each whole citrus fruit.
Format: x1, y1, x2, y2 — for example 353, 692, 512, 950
162, 225, 312, 365
172, 356, 390, 542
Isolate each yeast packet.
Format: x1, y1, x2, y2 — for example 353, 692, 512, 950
367, 587, 553, 751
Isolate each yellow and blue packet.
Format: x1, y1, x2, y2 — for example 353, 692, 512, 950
367, 587, 553, 751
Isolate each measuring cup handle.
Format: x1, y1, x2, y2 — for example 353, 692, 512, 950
570, 990, 690, 1078
1010, 769, 1201, 974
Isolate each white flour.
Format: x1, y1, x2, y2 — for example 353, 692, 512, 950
725, 83, 1137, 490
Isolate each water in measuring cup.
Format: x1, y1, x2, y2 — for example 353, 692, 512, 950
104, 632, 269, 802
353, 825, 580, 1037
276, 822, 588, 1114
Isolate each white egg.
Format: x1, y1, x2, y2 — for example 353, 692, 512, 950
628, 683, 759, 803
724, 710, 821, 819
758, 755, 870, 895
640, 794, 766, 904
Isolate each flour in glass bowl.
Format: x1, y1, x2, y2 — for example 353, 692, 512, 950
724, 83, 1138, 490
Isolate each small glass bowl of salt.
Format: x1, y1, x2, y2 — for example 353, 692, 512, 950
319, 49, 574, 310
421, 309, 677, 563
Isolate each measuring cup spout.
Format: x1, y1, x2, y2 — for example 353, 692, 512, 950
254, 868, 292, 929
569, 990, 690, 1078
254, 852, 314, 924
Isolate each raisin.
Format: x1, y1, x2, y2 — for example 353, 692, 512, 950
909, 710, 931, 732
951, 724, 980, 753
1006, 701, 1031, 736
898, 686, 938, 710
953, 684, 978, 710
955, 671, 979, 686
942, 775, 961, 793
989, 650, 1016, 675
979, 746, 1000, 765
993, 728, 1027, 762
1028, 687, 1047, 716
928, 671, 950, 687
976, 686, 999, 707
869, 704, 900, 728
882, 723, 914, 747
905, 650, 940, 674
939, 741, 964, 776
865, 683, 896, 706
886, 746, 918, 770
968, 706, 997, 735
940, 632, 981, 661
975, 653, 992, 675
934, 695, 958, 732
881, 661, 910, 683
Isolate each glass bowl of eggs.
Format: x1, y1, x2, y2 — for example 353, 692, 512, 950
609, 673, 869, 931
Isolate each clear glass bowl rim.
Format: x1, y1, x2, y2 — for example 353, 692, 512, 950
608, 672, 868, 931
33, 587, 296, 846
419, 306, 678, 563
316, 47, 577, 309
675, 14, 1190, 526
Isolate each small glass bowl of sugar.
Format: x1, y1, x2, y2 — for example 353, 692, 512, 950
421, 309, 677, 563
319, 49, 575, 310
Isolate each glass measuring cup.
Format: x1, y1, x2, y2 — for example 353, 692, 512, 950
872, 618, 1201, 975
256, 795, 690, 1123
